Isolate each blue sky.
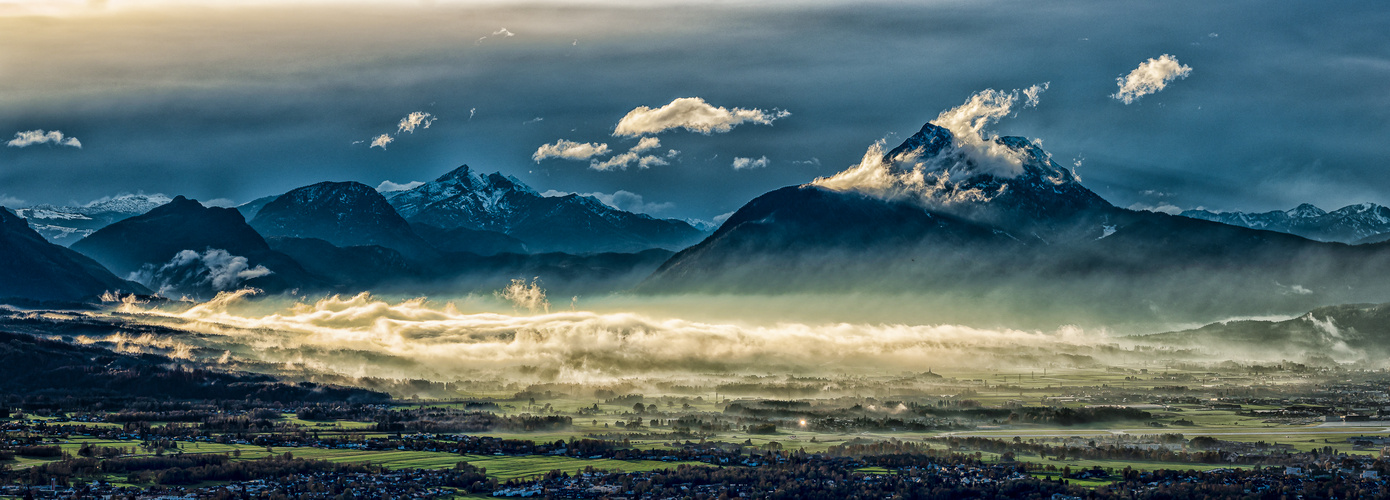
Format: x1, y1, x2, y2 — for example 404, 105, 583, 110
1, 0, 1387, 222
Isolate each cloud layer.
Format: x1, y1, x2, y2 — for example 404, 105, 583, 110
121, 290, 1106, 384
1113, 54, 1192, 104
7, 129, 81, 148
613, 97, 789, 137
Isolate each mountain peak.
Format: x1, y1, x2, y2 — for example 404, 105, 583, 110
435, 164, 477, 183
1287, 203, 1326, 218
884, 122, 953, 161
813, 119, 1109, 231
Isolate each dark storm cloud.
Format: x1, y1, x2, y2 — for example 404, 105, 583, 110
0, 0, 1387, 219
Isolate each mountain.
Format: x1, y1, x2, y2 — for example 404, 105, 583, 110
642, 121, 1390, 327
409, 223, 527, 256
249, 181, 438, 261
13, 193, 172, 246
236, 195, 278, 220
0, 207, 149, 303
386, 165, 706, 254
265, 237, 421, 290
70, 196, 316, 298
1136, 302, 1390, 363
1180, 202, 1390, 243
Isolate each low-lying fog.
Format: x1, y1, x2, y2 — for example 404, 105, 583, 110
58, 279, 1374, 396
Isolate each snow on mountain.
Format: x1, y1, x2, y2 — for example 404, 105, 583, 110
386, 165, 706, 254
811, 86, 1108, 238
1180, 202, 1390, 243
13, 193, 173, 246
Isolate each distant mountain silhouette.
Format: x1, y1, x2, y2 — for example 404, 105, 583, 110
13, 193, 171, 246
0, 207, 149, 303
1181, 202, 1390, 244
250, 181, 438, 261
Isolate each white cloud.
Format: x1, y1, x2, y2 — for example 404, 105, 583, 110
793, 158, 822, 166
377, 180, 425, 193
731, 156, 770, 170
129, 248, 272, 296
533, 139, 612, 162
1113, 54, 1193, 104
469, 108, 476, 120
7, 129, 81, 148
369, 134, 393, 149
203, 198, 236, 208
0, 194, 25, 207
396, 111, 436, 134
712, 210, 737, 224
666, 149, 680, 158
589, 151, 669, 171
541, 189, 674, 215
812, 85, 1052, 205
1127, 201, 1183, 215
477, 27, 516, 44
613, 97, 789, 137
631, 136, 661, 153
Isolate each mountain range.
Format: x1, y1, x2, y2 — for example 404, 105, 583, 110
641, 122, 1390, 326
12, 193, 172, 245
6, 124, 1390, 327
386, 165, 707, 254
69, 196, 318, 299
1180, 203, 1390, 244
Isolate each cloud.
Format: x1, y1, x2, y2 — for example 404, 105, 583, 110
396, 111, 436, 134
793, 158, 822, 166
1113, 54, 1193, 104
613, 97, 790, 137
666, 149, 680, 158
377, 180, 424, 193
202, 198, 236, 208
533, 139, 612, 162
369, 134, 393, 149
524, 117, 544, 125
477, 27, 516, 44
631, 136, 661, 153
590, 151, 669, 171
813, 85, 1051, 205
1127, 201, 1183, 215
731, 156, 770, 170
469, 108, 476, 120
712, 210, 737, 224
7, 129, 81, 148
0, 194, 25, 207
541, 189, 675, 215
128, 248, 272, 297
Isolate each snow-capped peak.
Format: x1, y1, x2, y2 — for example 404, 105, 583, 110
1285, 203, 1326, 218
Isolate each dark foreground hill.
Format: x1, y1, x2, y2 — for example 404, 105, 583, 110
0, 328, 386, 404
0, 207, 148, 303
